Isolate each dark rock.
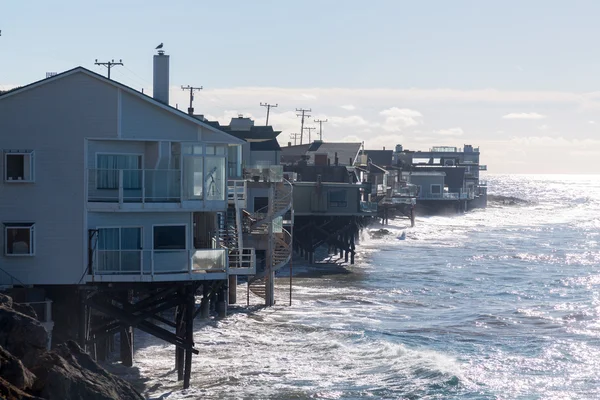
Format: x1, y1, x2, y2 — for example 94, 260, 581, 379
30, 341, 143, 400
0, 293, 13, 308
0, 345, 35, 391
11, 303, 38, 320
0, 306, 48, 369
0, 376, 42, 400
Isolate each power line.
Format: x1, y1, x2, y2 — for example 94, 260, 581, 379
94, 59, 123, 80
260, 102, 278, 126
289, 133, 301, 146
296, 108, 312, 145
181, 85, 203, 115
303, 126, 316, 143
314, 118, 328, 141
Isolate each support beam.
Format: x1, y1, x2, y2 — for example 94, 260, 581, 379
183, 287, 195, 389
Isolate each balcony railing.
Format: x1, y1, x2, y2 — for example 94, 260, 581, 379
244, 165, 283, 183
87, 169, 181, 203
228, 248, 256, 275
419, 192, 474, 200
227, 180, 247, 206
360, 201, 378, 213
92, 249, 227, 275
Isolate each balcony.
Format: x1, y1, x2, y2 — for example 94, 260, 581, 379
419, 192, 474, 200
228, 248, 256, 275
227, 180, 247, 208
88, 248, 228, 282
360, 201, 378, 213
87, 168, 227, 210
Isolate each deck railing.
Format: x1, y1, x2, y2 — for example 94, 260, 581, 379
87, 169, 181, 203
227, 179, 247, 206
92, 248, 227, 275
360, 201, 378, 213
419, 192, 474, 200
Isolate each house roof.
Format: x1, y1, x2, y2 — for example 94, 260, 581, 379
364, 150, 393, 167
280, 141, 362, 166
249, 138, 282, 151
0, 66, 245, 145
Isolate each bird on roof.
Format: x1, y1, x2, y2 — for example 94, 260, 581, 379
155, 43, 163, 49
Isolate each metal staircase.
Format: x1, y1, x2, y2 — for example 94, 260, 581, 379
247, 179, 293, 303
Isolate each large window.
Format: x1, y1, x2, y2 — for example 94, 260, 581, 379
329, 190, 347, 208
4, 150, 34, 182
96, 154, 142, 190
182, 144, 227, 201
153, 225, 186, 250
4, 223, 35, 256
97, 227, 142, 272
431, 184, 442, 194
204, 157, 225, 201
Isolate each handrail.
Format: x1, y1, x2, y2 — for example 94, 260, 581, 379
0, 266, 26, 286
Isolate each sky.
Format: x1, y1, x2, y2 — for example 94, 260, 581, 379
2, 0, 600, 174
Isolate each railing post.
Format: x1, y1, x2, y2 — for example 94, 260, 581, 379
140, 250, 144, 275
142, 170, 146, 204
118, 170, 124, 206
45, 299, 53, 323
151, 251, 154, 276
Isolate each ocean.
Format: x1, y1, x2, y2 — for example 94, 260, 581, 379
125, 174, 600, 399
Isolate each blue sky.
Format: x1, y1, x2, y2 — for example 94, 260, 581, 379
2, 0, 600, 173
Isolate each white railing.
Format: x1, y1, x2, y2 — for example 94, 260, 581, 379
87, 169, 181, 203
360, 201, 378, 213
93, 249, 227, 275
244, 165, 284, 183
419, 192, 474, 200
228, 248, 256, 275
227, 180, 247, 206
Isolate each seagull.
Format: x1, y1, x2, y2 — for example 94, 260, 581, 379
155, 43, 163, 49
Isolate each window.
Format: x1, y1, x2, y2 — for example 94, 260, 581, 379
97, 227, 142, 272
96, 154, 142, 189
4, 223, 34, 256
329, 190, 347, 207
4, 151, 34, 182
431, 184, 442, 194
153, 225, 186, 250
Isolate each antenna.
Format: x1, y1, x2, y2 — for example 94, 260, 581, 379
303, 126, 316, 143
314, 118, 328, 141
260, 102, 278, 125
296, 108, 312, 145
181, 85, 203, 115
289, 133, 301, 146
94, 59, 123, 80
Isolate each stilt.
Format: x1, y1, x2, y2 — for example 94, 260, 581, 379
119, 291, 134, 367
175, 300, 185, 380
217, 284, 227, 318
350, 230, 355, 264
183, 286, 194, 389
78, 293, 88, 351
228, 275, 237, 305
200, 286, 210, 319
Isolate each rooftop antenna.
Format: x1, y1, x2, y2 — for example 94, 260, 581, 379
181, 85, 203, 115
94, 59, 123, 80
314, 118, 328, 141
260, 102, 278, 126
296, 108, 312, 145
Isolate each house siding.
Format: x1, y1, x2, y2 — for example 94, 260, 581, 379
0, 72, 118, 285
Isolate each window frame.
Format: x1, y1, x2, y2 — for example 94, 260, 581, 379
430, 184, 442, 195
4, 223, 35, 256
4, 150, 35, 183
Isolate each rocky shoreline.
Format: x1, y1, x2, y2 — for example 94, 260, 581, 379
0, 293, 143, 400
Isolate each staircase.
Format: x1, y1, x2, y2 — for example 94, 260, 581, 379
219, 187, 256, 275
247, 179, 294, 302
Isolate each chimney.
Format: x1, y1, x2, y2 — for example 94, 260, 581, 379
288, 142, 292, 147
334, 152, 339, 166
153, 50, 170, 105
383, 146, 386, 150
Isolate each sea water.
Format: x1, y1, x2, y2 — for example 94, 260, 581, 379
126, 174, 600, 399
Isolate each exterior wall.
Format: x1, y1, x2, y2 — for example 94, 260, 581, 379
250, 150, 279, 167
120, 91, 199, 141
0, 72, 118, 285
409, 175, 445, 197
293, 184, 361, 215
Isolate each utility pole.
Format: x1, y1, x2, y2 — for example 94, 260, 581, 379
94, 59, 123, 80
303, 126, 316, 143
314, 118, 328, 141
181, 85, 203, 115
289, 133, 301, 146
296, 108, 312, 145
260, 102, 278, 126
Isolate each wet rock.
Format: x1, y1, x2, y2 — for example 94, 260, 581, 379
31, 341, 143, 400
0, 376, 42, 400
0, 345, 35, 391
0, 305, 48, 369
11, 303, 38, 320
0, 293, 13, 308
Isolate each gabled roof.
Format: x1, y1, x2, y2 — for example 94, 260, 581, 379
0, 66, 245, 145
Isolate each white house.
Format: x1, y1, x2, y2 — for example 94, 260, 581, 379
0, 63, 250, 287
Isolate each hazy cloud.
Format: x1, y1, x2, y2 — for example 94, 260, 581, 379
502, 112, 547, 120
379, 108, 423, 132
340, 104, 356, 110
435, 127, 464, 136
